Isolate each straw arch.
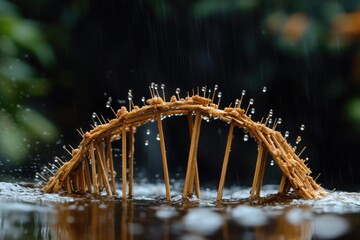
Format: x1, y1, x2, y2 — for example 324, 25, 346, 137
41, 93, 325, 202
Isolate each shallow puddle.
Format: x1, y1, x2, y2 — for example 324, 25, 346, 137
1, 182, 360, 239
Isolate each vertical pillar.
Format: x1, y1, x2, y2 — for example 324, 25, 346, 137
250, 143, 268, 198
187, 113, 201, 198
90, 141, 99, 194
216, 121, 235, 201
156, 113, 171, 202
183, 112, 202, 199
106, 137, 116, 194
122, 123, 127, 200
128, 127, 135, 198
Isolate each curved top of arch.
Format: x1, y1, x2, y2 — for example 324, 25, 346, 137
42, 94, 325, 200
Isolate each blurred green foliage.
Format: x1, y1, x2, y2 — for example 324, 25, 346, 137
0, 0, 358, 186
0, 0, 57, 163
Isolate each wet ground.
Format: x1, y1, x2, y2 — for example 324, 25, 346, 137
1, 182, 360, 240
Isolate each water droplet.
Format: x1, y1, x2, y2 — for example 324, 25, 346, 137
128, 89, 132, 94
106, 101, 111, 108
277, 118, 282, 125
141, 96, 146, 104
151, 82, 155, 89
268, 118, 272, 124
296, 136, 302, 144
176, 88, 180, 94
270, 160, 274, 166
214, 84, 218, 90
284, 131, 290, 138
156, 134, 160, 141
217, 92, 222, 98
201, 86, 205, 92
300, 124, 305, 131
262, 86, 267, 93
241, 90, 246, 96
108, 96, 112, 102
269, 109, 273, 117
249, 98, 254, 105
235, 99, 239, 106
161, 84, 165, 89
128, 94, 133, 101
243, 134, 249, 141
251, 108, 255, 114
144, 140, 149, 146
154, 84, 158, 90
92, 112, 97, 118
146, 129, 150, 135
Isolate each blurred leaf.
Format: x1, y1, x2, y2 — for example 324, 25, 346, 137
0, 1, 58, 165
346, 96, 360, 131
0, 36, 17, 56
0, 57, 35, 81
0, 2, 55, 67
0, 111, 27, 162
17, 108, 58, 142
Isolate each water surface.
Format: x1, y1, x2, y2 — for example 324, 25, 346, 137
1, 182, 360, 239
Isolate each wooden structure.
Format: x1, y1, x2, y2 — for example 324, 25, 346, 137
41, 86, 325, 202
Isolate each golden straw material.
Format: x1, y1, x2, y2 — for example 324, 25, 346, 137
41, 85, 326, 201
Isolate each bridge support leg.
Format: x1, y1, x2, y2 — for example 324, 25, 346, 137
97, 143, 112, 196
183, 112, 202, 199
187, 113, 201, 198
84, 158, 92, 193
217, 121, 235, 201
79, 161, 86, 194
106, 137, 116, 195
251, 143, 268, 198
90, 141, 99, 195
156, 113, 171, 202
279, 174, 291, 194
122, 123, 127, 200
128, 127, 135, 198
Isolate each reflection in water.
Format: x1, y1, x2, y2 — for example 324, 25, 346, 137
51, 202, 118, 239
0, 183, 359, 239
49, 200, 316, 240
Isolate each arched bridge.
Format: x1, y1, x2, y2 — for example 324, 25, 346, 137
41, 87, 325, 202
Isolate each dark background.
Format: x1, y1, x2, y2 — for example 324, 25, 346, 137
1, 0, 360, 191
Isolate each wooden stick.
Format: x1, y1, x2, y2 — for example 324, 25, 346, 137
122, 123, 127, 200
84, 158, 92, 193
255, 148, 268, 197
79, 161, 86, 193
216, 121, 235, 201
183, 112, 202, 199
106, 137, 116, 195
251, 143, 264, 198
298, 146, 307, 157
96, 147, 104, 191
156, 112, 171, 202
96, 142, 112, 196
187, 113, 201, 198
90, 141, 99, 194
189, 113, 202, 197
279, 174, 286, 193
128, 126, 135, 198
66, 178, 72, 194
